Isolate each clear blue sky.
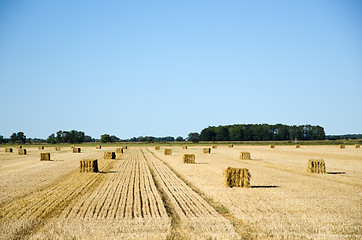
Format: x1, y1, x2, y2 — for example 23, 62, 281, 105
1, 0, 361, 139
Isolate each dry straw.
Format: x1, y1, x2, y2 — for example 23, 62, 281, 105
203, 148, 211, 154
183, 154, 195, 164
240, 152, 251, 160
5, 148, 13, 153
182, 146, 188, 149
355, 144, 360, 148
212, 145, 217, 149
116, 152, 123, 159
96, 145, 101, 149
164, 149, 172, 155
295, 144, 300, 148
116, 148, 123, 153
339, 145, 345, 149
55, 147, 61, 151
40, 153, 50, 161
104, 152, 116, 159
269, 145, 275, 148
223, 167, 251, 188
155, 146, 160, 150
38, 146, 44, 150
79, 159, 99, 173
228, 144, 233, 148
18, 149, 27, 155
308, 159, 326, 173
73, 148, 81, 153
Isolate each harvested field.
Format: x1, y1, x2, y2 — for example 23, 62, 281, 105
148, 145, 362, 239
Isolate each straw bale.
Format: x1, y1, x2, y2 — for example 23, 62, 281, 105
104, 152, 116, 159
155, 146, 160, 150
183, 154, 195, 164
5, 148, 13, 153
223, 167, 251, 188
295, 144, 300, 148
355, 144, 360, 148
70, 145, 75, 149
79, 159, 99, 173
164, 149, 172, 155
96, 145, 101, 149
203, 148, 211, 154
73, 148, 81, 153
308, 159, 326, 173
339, 145, 345, 149
212, 145, 217, 149
228, 144, 233, 148
17, 146, 22, 149
122, 146, 128, 149
182, 146, 188, 149
38, 146, 44, 150
18, 149, 27, 155
116, 148, 123, 153
40, 153, 50, 161
240, 152, 251, 160
55, 147, 61, 151
269, 145, 275, 148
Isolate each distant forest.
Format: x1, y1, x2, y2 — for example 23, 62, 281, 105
199, 124, 326, 141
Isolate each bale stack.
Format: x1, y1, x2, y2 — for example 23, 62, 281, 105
73, 148, 81, 153
155, 146, 160, 150
269, 145, 275, 148
96, 145, 101, 149
164, 149, 172, 155
223, 167, 251, 188
79, 159, 99, 173
116, 148, 123, 154
38, 146, 44, 150
212, 145, 217, 149
55, 147, 61, 151
240, 152, 251, 160
17, 146, 22, 149
339, 145, 345, 149
18, 149, 26, 155
5, 148, 13, 153
182, 146, 188, 149
228, 144, 233, 148
308, 159, 326, 173
40, 153, 50, 161
355, 144, 360, 148
183, 154, 195, 164
203, 148, 211, 154
104, 152, 116, 159
295, 145, 301, 148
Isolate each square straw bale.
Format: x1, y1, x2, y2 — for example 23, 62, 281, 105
223, 167, 251, 188
164, 149, 172, 155
240, 151, 251, 160
269, 145, 275, 148
339, 145, 345, 149
155, 146, 160, 150
122, 146, 128, 149
355, 144, 360, 148
228, 144, 233, 148
104, 152, 116, 159
79, 159, 99, 173
308, 159, 326, 173
212, 145, 217, 149
38, 146, 44, 150
116, 148, 123, 153
295, 144, 300, 148
182, 146, 188, 149
96, 145, 101, 149
17, 146, 22, 149
55, 147, 61, 151
183, 154, 195, 164
40, 153, 50, 161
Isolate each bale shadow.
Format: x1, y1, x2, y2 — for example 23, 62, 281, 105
327, 172, 346, 175
195, 162, 209, 165
250, 185, 279, 188
251, 159, 263, 161
50, 159, 64, 161
100, 170, 118, 174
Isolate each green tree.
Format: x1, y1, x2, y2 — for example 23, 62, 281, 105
10, 133, 17, 143
188, 132, 200, 143
176, 136, 184, 141
101, 134, 111, 143
0, 135, 4, 144
47, 134, 56, 144
17, 132, 26, 144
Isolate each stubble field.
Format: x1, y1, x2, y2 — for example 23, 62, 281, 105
0, 144, 361, 239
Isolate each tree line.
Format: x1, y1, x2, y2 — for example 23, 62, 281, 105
198, 124, 325, 142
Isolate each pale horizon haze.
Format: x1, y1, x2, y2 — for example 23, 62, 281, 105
0, 0, 361, 139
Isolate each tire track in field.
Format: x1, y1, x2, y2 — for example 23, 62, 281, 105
0, 160, 114, 240
143, 148, 239, 239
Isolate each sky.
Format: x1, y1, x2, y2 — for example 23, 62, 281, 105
0, 0, 361, 139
